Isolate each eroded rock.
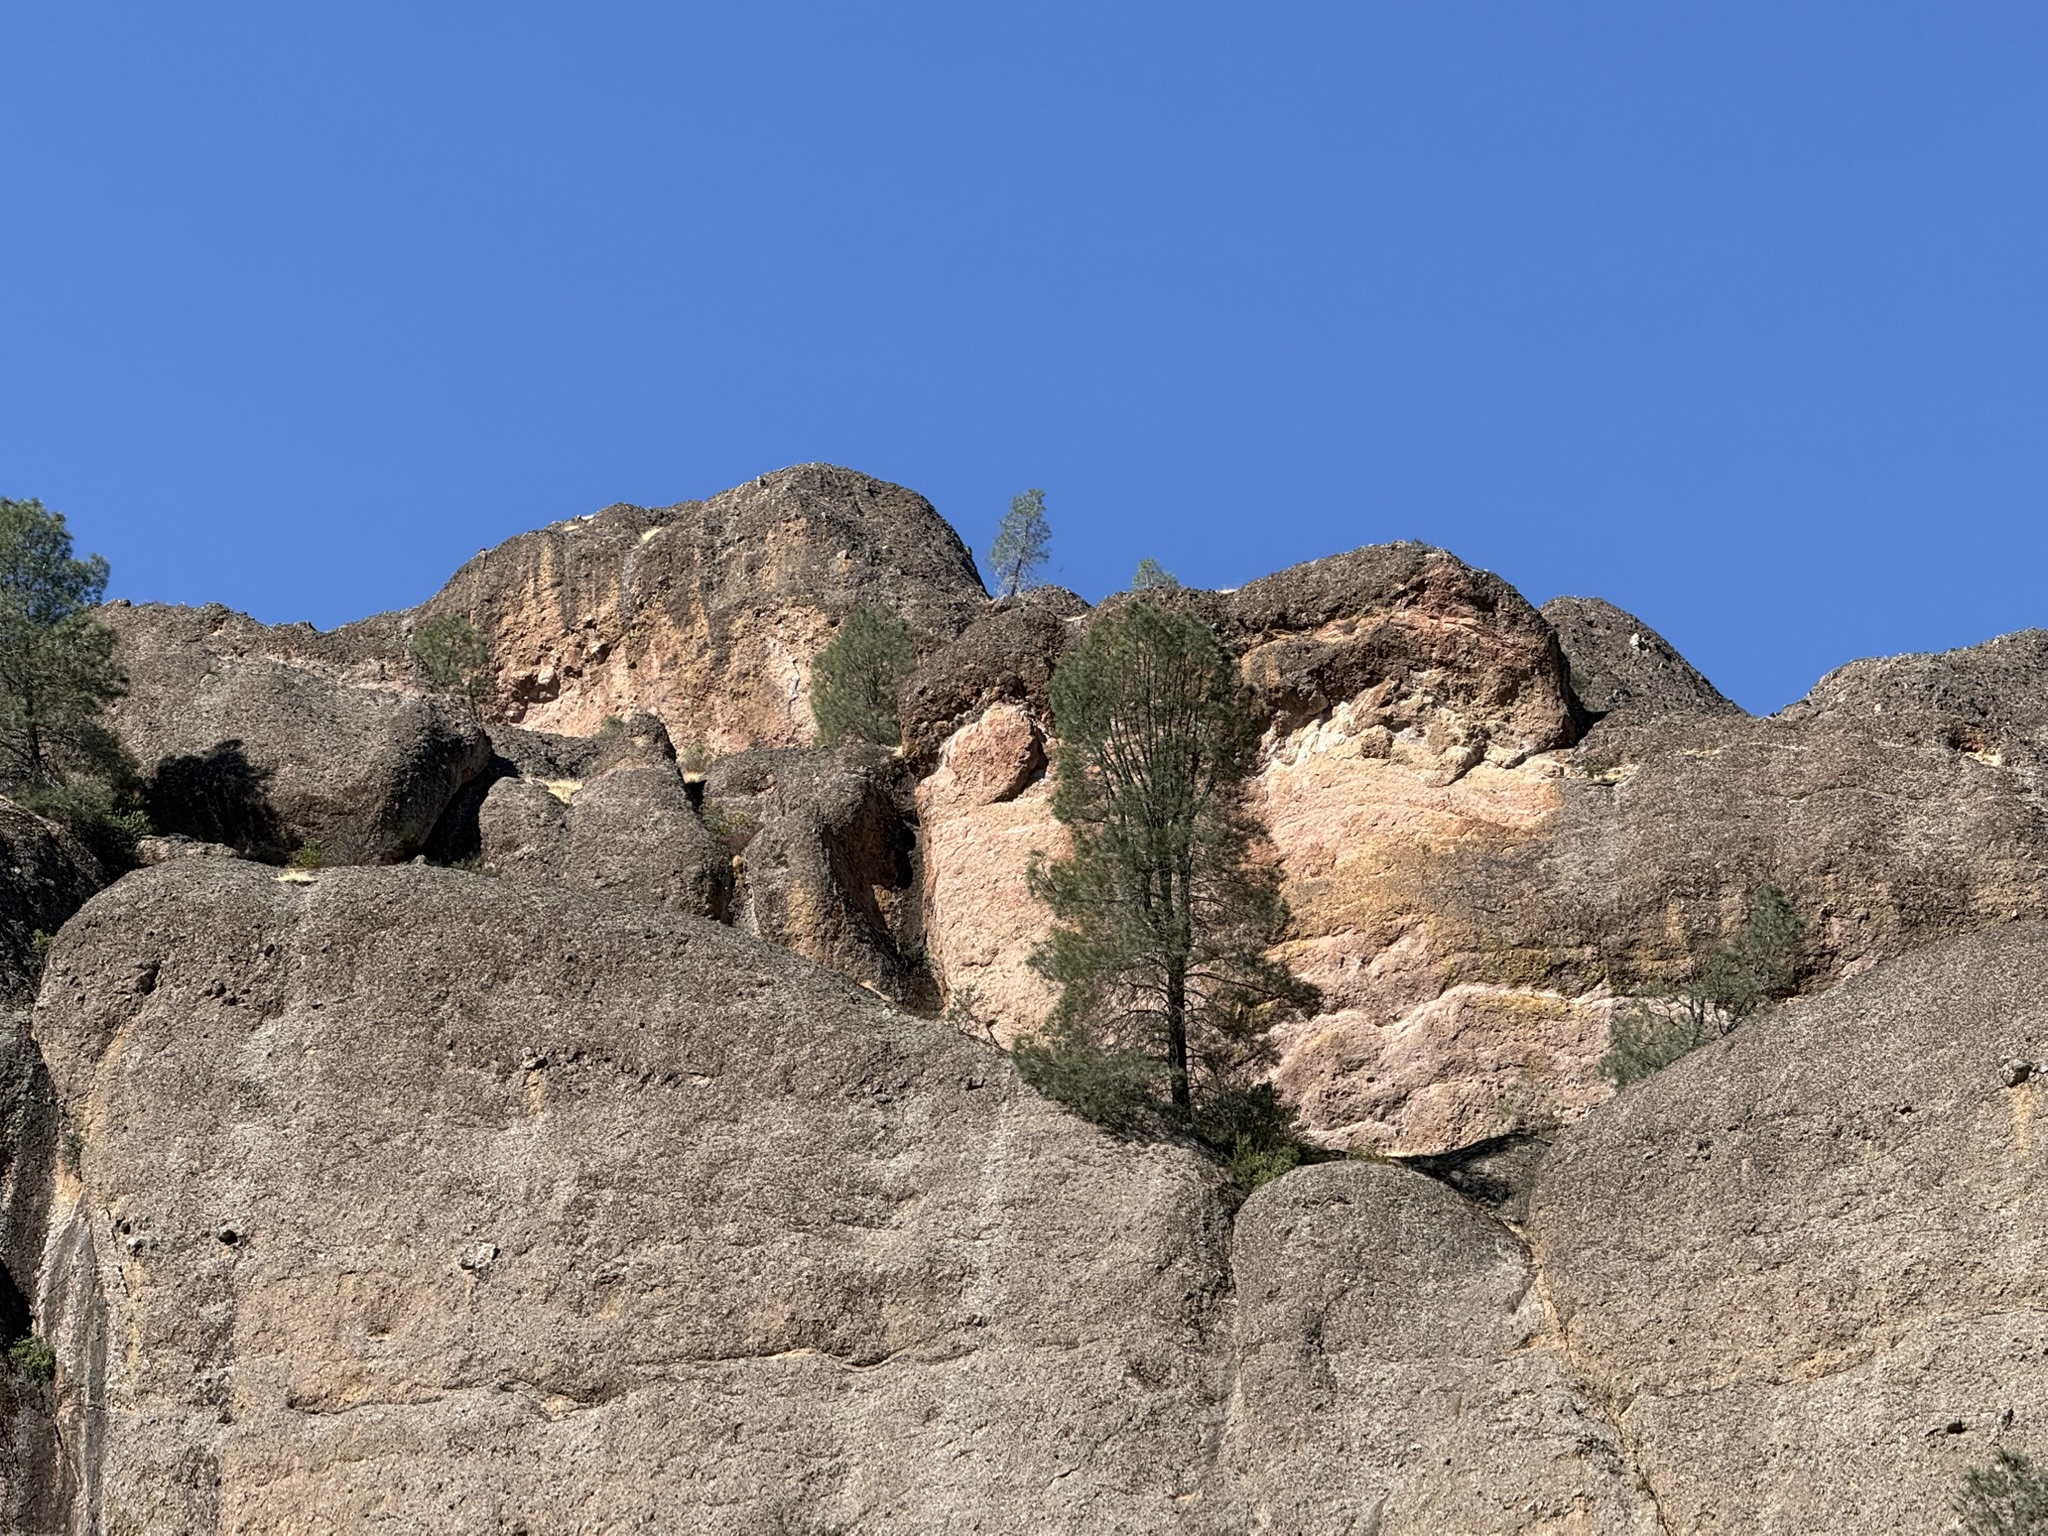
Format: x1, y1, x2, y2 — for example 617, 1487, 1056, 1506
1529, 921, 2048, 1534
418, 463, 989, 752
28, 862, 1237, 1533
1542, 595, 1740, 720
105, 603, 491, 864
706, 746, 933, 1010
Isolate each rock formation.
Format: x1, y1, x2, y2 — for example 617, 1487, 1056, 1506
1530, 920, 2048, 1533
1540, 595, 1739, 719
0, 804, 104, 1003
414, 463, 989, 752
12, 861, 1674, 1531
703, 745, 933, 1010
476, 713, 731, 919
103, 602, 491, 865
8, 461, 2046, 1529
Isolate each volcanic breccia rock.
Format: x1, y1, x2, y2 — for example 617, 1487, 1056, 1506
7, 461, 2048, 1528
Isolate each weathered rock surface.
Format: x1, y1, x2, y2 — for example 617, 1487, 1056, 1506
22, 863, 1229, 1531
474, 712, 731, 919
1529, 921, 2048, 1534
18, 860, 1700, 1532
0, 801, 105, 1004
104, 603, 492, 864
0, 1009, 63, 1536
705, 746, 934, 1011
1541, 595, 1740, 719
910, 548, 2048, 1155
418, 463, 990, 752
1225, 1160, 1658, 1533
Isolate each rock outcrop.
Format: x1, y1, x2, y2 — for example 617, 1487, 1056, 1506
476, 713, 730, 919
1542, 595, 1740, 719
1529, 920, 2048, 1534
908, 548, 2048, 1156
17, 860, 1698, 1532
417, 463, 990, 752
0, 803, 104, 1003
104, 603, 492, 865
705, 746, 934, 1011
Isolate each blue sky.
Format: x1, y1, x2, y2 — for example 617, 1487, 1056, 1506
5, 5, 2047, 712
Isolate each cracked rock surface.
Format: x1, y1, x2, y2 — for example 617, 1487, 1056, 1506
21, 860, 1671, 1534
1531, 920, 2048, 1534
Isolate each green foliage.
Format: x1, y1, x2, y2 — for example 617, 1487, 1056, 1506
287, 838, 326, 871
6, 1333, 55, 1383
61, 1128, 84, 1175
1023, 601, 1319, 1130
989, 488, 1051, 599
411, 613, 495, 713
29, 930, 53, 987
679, 739, 714, 775
17, 777, 151, 874
0, 499, 134, 806
809, 605, 916, 748
700, 800, 760, 849
1227, 1136, 1301, 1191
1956, 1447, 2048, 1535
1599, 884, 1806, 1088
1131, 557, 1180, 592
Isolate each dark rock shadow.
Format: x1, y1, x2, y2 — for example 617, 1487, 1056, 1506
144, 742, 291, 863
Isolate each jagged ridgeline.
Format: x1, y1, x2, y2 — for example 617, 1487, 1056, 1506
4, 462, 2048, 1531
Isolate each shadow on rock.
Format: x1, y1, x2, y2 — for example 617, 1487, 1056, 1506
144, 742, 291, 863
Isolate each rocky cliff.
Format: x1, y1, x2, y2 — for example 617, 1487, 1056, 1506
413, 462, 988, 752
6, 461, 2047, 1530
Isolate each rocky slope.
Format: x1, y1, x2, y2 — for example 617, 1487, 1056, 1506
12, 864, 2048, 1531
1530, 920, 2048, 1533
102, 602, 491, 864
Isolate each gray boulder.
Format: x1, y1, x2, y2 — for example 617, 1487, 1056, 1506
1530, 921, 2048, 1534
478, 765, 729, 919
1541, 595, 1740, 719
104, 602, 492, 864
25, 862, 1234, 1533
17, 860, 1686, 1532
0, 800, 104, 1003
705, 745, 933, 1010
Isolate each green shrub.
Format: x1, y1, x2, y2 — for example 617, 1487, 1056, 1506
1956, 1447, 2048, 1535
1130, 557, 1180, 592
1226, 1135, 1301, 1191
287, 838, 326, 871
411, 613, 495, 713
809, 606, 916, 748
1599, 884, 1805, 1088
17, 776, 151, 873
6, 1334, 55, 1383
61, 1128, 83, 1175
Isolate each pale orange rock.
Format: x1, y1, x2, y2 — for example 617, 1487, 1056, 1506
918, 706, 1063, 1044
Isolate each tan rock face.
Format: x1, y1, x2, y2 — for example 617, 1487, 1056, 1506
1529, 922, 2048, 1535
20, 861, 1704, 1532
916, 705, 1063, 1042
420, 463, 988, 753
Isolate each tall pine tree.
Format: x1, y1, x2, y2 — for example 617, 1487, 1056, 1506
1019, 600, 1317, 1134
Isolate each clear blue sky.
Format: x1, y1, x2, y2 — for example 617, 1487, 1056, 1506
6, 5, 2047, 712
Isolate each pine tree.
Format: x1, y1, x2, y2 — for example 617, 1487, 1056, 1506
0, 499, 148, 869
989, 489, 1051, 599
411, 613, 496, 716
0, 499, 130, 791
1020, 601, 1318, 1132
1131, 557, 1180, 592
809, 604, 917, 747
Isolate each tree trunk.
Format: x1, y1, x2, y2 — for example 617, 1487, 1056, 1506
1164, 959, 1191, 1119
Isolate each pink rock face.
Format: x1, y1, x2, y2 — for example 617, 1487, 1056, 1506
917, 698, 1620, 1153
917, 706, 1063, 1045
